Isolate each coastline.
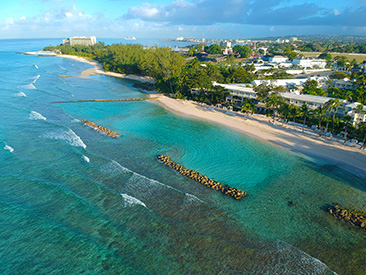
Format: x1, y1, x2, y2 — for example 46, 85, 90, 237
27, 51, 366, 177
153, 96, 366, 178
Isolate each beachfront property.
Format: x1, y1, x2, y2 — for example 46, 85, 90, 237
334, 102, 366, 126
213, 82, 333, 110
63, 36, 97, 46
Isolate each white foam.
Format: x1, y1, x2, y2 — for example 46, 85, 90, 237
44, 128, 86, 149
34, 64, 39, 69
29, 111, 46, 120
4, 143, 14, 153
14, 92, 27, 97
82, 155, 90, 163
120, 193, 147, 208
184, 193, 203, 204
31, 75, 40, 84
20, 83, 36, 90
100, 160, 130, 175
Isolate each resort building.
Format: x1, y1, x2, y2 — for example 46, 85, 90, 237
63, 36, 97, 46
334, 102, 366, 126
213, 82, 333, 110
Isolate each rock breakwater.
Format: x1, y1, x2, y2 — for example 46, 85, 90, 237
328, 205, 366, 231
53, 98, 157, 104
157, 154, 247, 200
81, 120, 121, 138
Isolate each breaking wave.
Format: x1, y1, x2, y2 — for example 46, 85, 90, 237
120, 193, 147, 208
34, 64, 38, 69
31, 75, 40, 84
3, 143, 14, 153
82, 155, 90, 163
29, 111, 46, 120
14, 92, 27, 97
20, 83, 36, 90
43, 128, 86, 149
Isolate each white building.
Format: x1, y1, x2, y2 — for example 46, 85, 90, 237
268, 55, 289, 63
292, 57, 327, 69
335, 102, 366, 126
63, 36, 96, 46
331, 78, 356, 90
213, 82, 332, 109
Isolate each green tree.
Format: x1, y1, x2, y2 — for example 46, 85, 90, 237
241, 99, 255, 118
313, 106, 326, 135
289, 104, 299, 123
266, 93, 283, 122
232, 45, 252, 58
205, 44, 222, 54
318, 52, 332, 61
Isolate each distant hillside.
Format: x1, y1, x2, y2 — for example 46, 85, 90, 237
257, 34, 366, 42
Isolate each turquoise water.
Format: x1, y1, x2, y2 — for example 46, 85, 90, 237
1, 39, 366, 274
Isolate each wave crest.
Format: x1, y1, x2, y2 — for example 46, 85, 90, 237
29, 111, 46, 120
120, 193, 147, 208
3, 143, 14, 153
14, 92, 27, 97
44, 128, 86, 149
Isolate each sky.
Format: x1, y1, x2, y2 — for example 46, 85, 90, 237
1, 0, 366, 39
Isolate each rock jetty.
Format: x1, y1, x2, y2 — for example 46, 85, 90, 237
157, 154, 247, 200
53, 98, 157, 104
328, 205, 366, 231
81, 120, 121, 138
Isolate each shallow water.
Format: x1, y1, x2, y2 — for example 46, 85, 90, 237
1, 39, 365, 274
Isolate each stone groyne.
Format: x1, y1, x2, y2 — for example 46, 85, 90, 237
53, 97, 158, 104
328, 205, 366, 231
81, 120, 121, 138
157, 155, 247, 200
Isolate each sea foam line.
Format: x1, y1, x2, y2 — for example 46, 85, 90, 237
29, 111, 46, 120
13, 92, 27, 97
43, 128, 86, 149
120, 193, 147, 208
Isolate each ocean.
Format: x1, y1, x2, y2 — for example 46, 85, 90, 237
0, 38, 365, 274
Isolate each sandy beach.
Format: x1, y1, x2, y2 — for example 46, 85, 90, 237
58, 54, 155, 83
154, 96, 366, 177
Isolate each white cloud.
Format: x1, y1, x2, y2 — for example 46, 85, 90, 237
65, 12, 73, 17
20, 16, 26, 20
333, 9, 341, 16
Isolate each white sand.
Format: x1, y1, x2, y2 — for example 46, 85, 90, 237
154, 96, 366, 177
58, 54, 155, 83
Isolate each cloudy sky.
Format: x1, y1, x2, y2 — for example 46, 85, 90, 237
1, 0, 366, 39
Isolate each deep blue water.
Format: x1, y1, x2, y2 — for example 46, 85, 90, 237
1, 38, 366, 274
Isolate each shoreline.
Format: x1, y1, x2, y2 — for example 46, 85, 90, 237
27, 50, 366, 177
153, 96, 366, 178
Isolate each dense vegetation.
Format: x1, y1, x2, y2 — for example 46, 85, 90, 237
44, 42, 366, 141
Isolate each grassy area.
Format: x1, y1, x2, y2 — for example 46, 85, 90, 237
301, 52, 366, 63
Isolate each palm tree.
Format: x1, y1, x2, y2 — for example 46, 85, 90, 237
313, 106, 326, 135
328, 99, 342, 133
278, 102, 290, 123
289, 104, 299, 123
358, 122, 366, 149
241, 100, 255, 118
266, 93, 282, 123
342, 115, 352, 141
254, 83, 271, 103
300, 104, 309, 132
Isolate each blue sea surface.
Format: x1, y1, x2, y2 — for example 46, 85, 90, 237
1, 39, 366, 274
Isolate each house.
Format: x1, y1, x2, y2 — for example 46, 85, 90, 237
63, 36, 96, 46
331, 78, 356, 90
268, 55, 289, 63
292, 57, 327, 69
